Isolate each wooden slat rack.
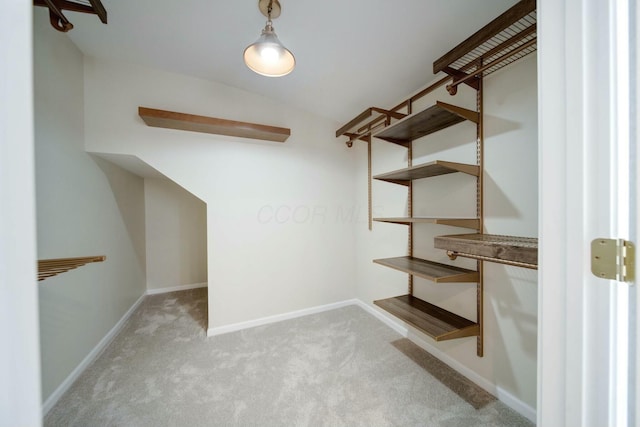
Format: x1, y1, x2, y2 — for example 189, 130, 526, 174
374, 295, 479, 341
435, 234, 538, 269
38, 255, 106, 281
139, 107, 291, 143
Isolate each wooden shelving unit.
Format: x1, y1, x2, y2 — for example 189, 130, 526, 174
138, 107, 291, 143
374, 161, 479, 185
374, 217, 480, 230
373, 256, 478, 283
435, 233, 538, 269
374, 295, 479, 341
370, 95, 484, 355
334, 0, 538, 358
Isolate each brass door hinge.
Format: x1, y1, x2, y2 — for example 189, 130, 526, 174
591, 238, 635, 282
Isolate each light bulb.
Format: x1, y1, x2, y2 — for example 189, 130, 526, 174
260, 46, 280, 63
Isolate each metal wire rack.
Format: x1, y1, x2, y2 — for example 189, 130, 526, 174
433, 0, 537, 95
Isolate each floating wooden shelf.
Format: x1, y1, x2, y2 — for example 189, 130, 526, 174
373, 256, 478, 283
374, 294, 479, 341
138, 107, 291, 143
374, 217, 480, 230
434, 233, 538, 269
374, 101, 478, 145
38, 255, 106, 281
374, 160, 479, 185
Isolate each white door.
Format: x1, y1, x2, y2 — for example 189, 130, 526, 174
538, 0, 638, 426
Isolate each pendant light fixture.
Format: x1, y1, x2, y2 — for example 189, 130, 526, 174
243, 0, 295, 77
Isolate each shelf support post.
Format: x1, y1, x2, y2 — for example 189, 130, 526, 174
476, 60, 485, 358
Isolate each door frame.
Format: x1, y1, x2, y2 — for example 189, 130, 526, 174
538, 0, 636, 425
0, 1, 42, 426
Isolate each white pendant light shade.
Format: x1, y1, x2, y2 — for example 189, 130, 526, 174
244, 24, 295, 77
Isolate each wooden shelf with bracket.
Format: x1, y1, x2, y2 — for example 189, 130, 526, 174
373, 101, 478, 145
374, 294, 479, 341
373, 256, 478, 283
374, 161, 479, 185
374, 217, 480, 230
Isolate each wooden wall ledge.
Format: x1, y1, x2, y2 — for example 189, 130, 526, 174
38, 255, 106, 281
138, 107, 290, 143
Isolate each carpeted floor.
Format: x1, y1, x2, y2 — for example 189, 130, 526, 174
44, 288, 534, 426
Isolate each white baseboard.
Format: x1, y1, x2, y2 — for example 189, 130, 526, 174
42, 292, 146, 415
207, 299, 360, 337
353, 300, 536, 423
146, 282, 207, 295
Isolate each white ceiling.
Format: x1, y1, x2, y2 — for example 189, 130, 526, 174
61, 0, 519, 125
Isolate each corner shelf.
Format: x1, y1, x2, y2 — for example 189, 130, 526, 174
138, 107, 291, 143
434, 233, 538, 269
374, 295, 479, 341
374, 217, 480, 230
373, 256, 478, 283
374, 161, 479, 185
374, 101, 479, 145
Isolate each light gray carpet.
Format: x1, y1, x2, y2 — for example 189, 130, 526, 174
45, 289, 534, 426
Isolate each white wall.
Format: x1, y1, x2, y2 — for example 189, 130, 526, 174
355, 55, 538, 413
34, 10, 147, 403
145, 178, 207, 291
82, 58, 357, 331
0, 2, 42, 425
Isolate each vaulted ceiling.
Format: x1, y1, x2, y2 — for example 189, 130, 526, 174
51, 0, 519, 124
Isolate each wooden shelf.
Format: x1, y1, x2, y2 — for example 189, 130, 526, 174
373, 256, 478, 283
434, 233, 538, 269
374, 101, 479, 144
38, 255, 106, 281
374, 217, 480, 230
374, 160, 479, 185
374, 295, 479, 341
138, 107, 290, 143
